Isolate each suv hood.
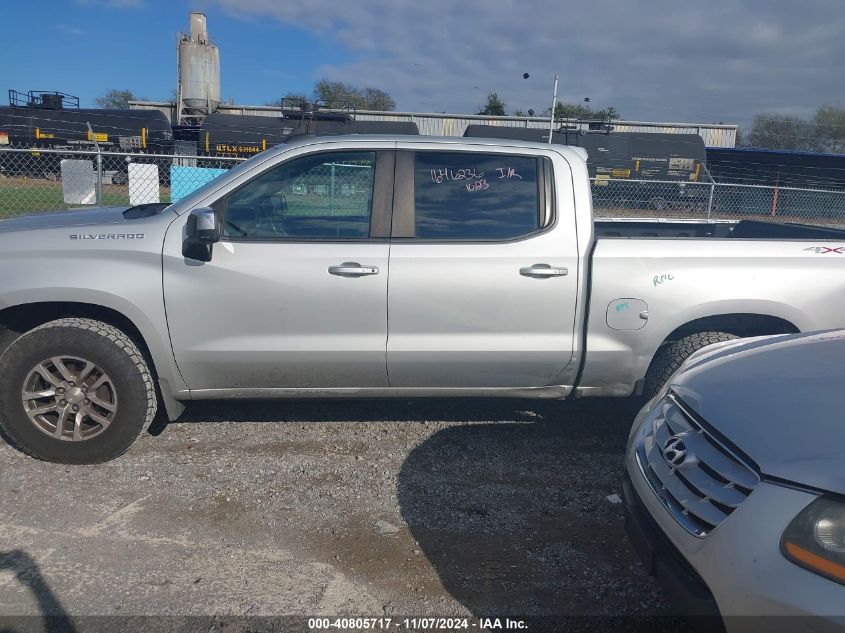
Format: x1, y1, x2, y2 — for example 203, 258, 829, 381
671, 330, 845, 495
0, 207, 132, 233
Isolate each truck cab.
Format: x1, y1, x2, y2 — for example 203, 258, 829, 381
164, 135, 590, 398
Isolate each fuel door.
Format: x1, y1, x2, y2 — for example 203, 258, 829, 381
607, 298, 648, 330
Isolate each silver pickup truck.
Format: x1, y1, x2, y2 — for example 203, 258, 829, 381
0, 134, 844, 464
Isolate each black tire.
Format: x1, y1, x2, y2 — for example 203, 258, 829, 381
643, 331, 738, 400
0, 318, 157, 464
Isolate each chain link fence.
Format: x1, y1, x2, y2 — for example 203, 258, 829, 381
591, 178, 845, 226
0, 148, 244, 217
281, 157, 375, 218
1, 147, 844, 227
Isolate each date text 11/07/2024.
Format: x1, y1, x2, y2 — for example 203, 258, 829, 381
307, 617, 529, 630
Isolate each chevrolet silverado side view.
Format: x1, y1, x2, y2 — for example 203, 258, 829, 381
0, 134, 844, 464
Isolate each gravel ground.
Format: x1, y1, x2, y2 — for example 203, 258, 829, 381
0, 397, 672, 622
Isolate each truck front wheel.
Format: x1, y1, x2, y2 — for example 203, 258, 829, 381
0, 318, 157, 464
643, 330, 738, 400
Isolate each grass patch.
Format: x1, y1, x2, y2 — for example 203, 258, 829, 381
0, 177, 171, 218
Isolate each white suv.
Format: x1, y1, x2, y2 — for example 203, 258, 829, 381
624, 330, 845, 630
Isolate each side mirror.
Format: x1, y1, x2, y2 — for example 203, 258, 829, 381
183, 207, 219, 262
185, 207, 220, 243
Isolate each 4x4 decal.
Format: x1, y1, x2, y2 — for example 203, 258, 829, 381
804, 246, 844, 254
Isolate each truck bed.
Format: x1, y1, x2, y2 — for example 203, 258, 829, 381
594, 219, 845, 239
578, 220, 845, 397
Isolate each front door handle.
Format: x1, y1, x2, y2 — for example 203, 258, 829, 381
520, 264, 568, 278
328, 262, 379, 277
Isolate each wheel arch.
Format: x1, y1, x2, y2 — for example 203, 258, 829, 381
660, 312, 800, 345
637, 311, 801, 396
0, 301, 186, 420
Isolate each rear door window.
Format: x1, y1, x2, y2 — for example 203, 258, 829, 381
413, 152, 541, 239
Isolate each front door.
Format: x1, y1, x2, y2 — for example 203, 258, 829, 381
163, 149, 393, 391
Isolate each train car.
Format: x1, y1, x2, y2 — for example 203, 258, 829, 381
0, 107, 173, 154
706, 146, 845, 189
198, 113, 298, 158
0, 91, 172, 153
0, 90, 173, 180
462, 124, 706, 181
463, 124, 708, 211
706, 146, 845, 218
199, 111, 420, 158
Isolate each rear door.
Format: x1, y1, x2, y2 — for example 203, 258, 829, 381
386, 146, 580, 388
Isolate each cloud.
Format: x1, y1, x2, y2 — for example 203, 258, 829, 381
54, 24, 86, 36
207, 0, 845, 126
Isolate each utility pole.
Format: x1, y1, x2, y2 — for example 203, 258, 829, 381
87, 122, 103, 205
522, 71, 559, 143
548, 74, 559, 144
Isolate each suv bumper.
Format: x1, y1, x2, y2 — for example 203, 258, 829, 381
622, 471, 723, 621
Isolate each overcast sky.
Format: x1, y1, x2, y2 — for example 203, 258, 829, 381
4, 0, 842, 128
205, 0, 844, 127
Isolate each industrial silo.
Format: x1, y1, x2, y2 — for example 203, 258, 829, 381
177, 12, 220, 122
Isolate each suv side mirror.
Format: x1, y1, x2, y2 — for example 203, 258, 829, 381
183, 207, 220, 262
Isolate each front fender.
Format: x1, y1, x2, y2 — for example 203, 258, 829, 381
0, 225, 188, 419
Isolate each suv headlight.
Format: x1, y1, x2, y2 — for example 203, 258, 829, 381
782, 496, 845, 584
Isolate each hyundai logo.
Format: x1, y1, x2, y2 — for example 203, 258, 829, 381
662, 435, 689, 468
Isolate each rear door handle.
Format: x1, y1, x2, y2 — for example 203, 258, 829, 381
328, 262, 379, 277
520, 264, 568, 278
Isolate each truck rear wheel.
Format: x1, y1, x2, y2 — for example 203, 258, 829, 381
643, 330, 738, 400
0, 318, 157, 464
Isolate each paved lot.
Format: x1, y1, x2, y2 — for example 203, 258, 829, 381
0, 397, 671, 621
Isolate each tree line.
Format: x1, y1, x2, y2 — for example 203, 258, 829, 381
93, 80, 398, 112
477, 92, 621, 120
271, 79, 396, 111
744, 106, 845, 153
